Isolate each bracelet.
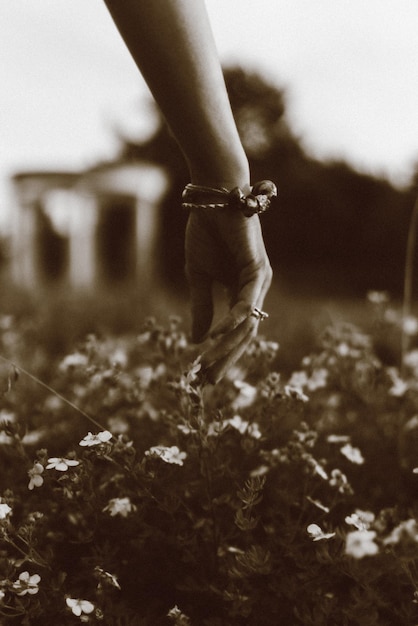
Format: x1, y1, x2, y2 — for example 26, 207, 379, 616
181, 180, 277, 217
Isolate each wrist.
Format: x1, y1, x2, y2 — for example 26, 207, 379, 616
188, 156, 250, 193
182, 180, 277, 218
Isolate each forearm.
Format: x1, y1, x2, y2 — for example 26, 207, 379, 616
103, 0, 249, 188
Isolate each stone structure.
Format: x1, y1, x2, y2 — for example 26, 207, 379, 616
9, 162, 169, 291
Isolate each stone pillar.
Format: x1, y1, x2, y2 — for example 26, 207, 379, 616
135, 197, 160, 288
132, 165, 168, 286
10, 202, 39, 288
67, 193, 98, 288
77, 163, 169, 288
9, 172, 79, 289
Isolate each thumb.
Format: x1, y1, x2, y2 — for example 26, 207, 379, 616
188, 272, 214, 343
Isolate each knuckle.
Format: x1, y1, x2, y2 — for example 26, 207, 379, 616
241, 302, 254, 318
254, 257, 273, 285
264, 262, 273, 287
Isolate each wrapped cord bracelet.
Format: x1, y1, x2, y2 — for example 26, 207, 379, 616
181, 179, 277, 217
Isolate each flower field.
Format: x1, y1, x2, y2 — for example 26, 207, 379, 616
1, 298, 418, 625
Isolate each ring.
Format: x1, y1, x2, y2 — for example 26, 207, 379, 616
251, 307, 269, 321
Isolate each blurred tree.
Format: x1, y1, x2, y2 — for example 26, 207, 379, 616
117, 66, 414, 297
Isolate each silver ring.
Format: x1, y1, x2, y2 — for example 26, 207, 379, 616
251, 307, 269, 321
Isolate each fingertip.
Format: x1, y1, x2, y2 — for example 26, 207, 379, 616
202, 324, 257, 384
202, 361, 230, 386
200, 369, 217, 386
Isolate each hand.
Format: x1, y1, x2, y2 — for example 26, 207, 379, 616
185, 207, 272, 384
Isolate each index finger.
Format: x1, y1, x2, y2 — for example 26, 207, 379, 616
210, 262, 272, 338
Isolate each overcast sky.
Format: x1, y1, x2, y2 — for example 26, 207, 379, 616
1, 0, 417, 225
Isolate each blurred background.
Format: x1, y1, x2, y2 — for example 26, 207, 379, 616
0, 0, 417, 357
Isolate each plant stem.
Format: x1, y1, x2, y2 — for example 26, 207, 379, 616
3, 536, 48, 569
0, 354, 106, 434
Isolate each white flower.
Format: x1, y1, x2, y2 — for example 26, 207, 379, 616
403, 315, 418, 336
232, 381, 257, 409
21, 430, 43, 446
167, 605, 191, 621
306, 368, 328, 391
284, 385, 309, 402
111, 348, 128, 368
337, 342, 350, 357
247, 422, 262, 439
177, 423, 198, 435
326, 393, 341, 409
167, 606, 183, 619
404, 349, 418, 374
59, 352, 88, 371
103, 496, 136, 518
227, 415, 248, 434
145, 445, 187, 466
387, 367, 408, 397
327, 434, 350, 444
288, 371, 309, 389
340, 443, 364, 465
207, 421, 226, 437
0, 500, 12, 520
136, 365, 154, 388
46, 457, 79, 472
329, 469, 350, 493
225, 546, 246, 555
66, 597, 95, 617
250, 465, 270, 477
44, 394, 64, 411
12, 571, 41, 596
367, 290, 389, 305
28, 462, 44, 490
345, 510, 375, 531
0, 409, 16, 424
260, 340, 279, 354
345, 530, 379, 558
307, 523, 335, 541
226, 415, 261, 439
79, 430, 112, 447
0, 589, 5, 601
383, 519, 418, 545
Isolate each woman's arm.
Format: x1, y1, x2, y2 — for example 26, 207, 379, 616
103, 0, 273, 383
103, 0, 248, 188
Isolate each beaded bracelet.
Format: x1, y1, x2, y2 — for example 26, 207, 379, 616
181, 179, 277, 217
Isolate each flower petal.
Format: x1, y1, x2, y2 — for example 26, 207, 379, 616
98, 430, 112, 442
55, 462, 69, 471
81, 601, 95, 614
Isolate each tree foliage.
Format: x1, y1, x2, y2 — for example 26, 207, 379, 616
119, 66, 416, 296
